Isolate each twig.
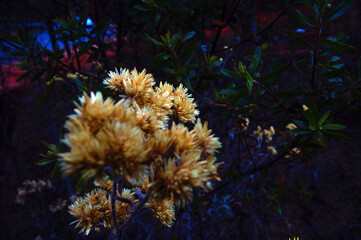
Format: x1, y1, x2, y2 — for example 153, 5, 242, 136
210, 0, 242, 56
118, 190, 151, 239
216, 3, 289, 53
111, 172, 121, 238
253, 80, 289, 114
115, 196, 135, 214
311, 14, 323, 93
203, 139, 300, 199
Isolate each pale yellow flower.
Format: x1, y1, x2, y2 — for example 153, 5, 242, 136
253, 125, 263, 139
291, 147, 301, 154
241, 118, 250, 131
286, 123, 297, 130
267, 146, 277, 155
263, 129, 273, 142
269, 126, 275, 135
302, 105, 309, 111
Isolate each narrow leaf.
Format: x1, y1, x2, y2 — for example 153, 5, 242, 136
326, 0, 357, 21
281, 29, 314, 48
318, 111, 331, 126
323, 124, 346, 130
321, 39, 357, 53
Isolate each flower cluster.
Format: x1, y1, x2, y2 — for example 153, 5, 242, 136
69, 188, 137, 235
15, 179, 52, 204
62, 68, 222, 234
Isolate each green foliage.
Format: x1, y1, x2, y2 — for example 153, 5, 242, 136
4, 0, 360, 236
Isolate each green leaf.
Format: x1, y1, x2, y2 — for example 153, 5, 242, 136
182, 31, 196, 43
323, 124, 346, 130
309, 100, 319, 120
180, 39, 198, 63
31, 70, 45, 83
219, 87, 243, 95
183, 76, 194, 93
153, 52, 170, 62
79, 3, 88, 28
155, 12, 161, 26
281, 29, 314, 48
77, 43, 91, 57
325, 0, 357, 22
245, 71, 253, 94
221, 69, 239, 79
321, 39, 358, 53
245, 55, 259, 73
318, 111, 331, 126
5, 35, 21, 45
134, 5, 151, 11
323, 131, 352, 141
262, 63, 291, 84
287, 12, 305, 28
90, 20, 111, 37
145, 33, 165, 47
276, 202, 282, 216
74, 175, 86, 192
70, 31, 84, 41
36, 158, 54, 166
301, 0, 317, 17
16, 70, 32, 82
296, 10, 316, 27
51, 161, 61, 177
68, 7, 76, 20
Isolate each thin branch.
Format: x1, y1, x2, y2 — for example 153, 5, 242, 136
253, 80, 289, 114
118, 190, 151, 239
210, 0, 242, 55
115, 196, 135, 214
111, 172, 121, 236
216, 3, 289, 53
203, 139, 300, 199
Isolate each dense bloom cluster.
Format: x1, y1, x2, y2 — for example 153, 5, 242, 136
62, 68, 222, 234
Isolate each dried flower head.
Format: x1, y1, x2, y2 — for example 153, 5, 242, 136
168, 123, 197, 156
134, 105, 164, 135
122, 69, 156, 106
146, 198, 175, 227
173, 84, 199, 123
61, 92, 150, 183
69, 189, 112, 235
151, 152, 209, 207
103, 68, 130, 91
94, 177, 113, 192
193, 119, 222, 156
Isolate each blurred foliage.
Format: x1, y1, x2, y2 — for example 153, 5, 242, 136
2, 0, 361, 239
